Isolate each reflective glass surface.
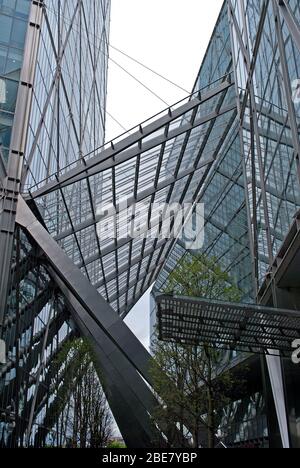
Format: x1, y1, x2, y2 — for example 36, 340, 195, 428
0, 0, 31, 164
1, 0, 111, 447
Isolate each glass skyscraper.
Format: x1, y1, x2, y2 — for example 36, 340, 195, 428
0, 0, 300, 449
0, 0, 111, 447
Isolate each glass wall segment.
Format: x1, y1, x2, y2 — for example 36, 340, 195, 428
1, 0, 111, 447
0, 0, 31, 165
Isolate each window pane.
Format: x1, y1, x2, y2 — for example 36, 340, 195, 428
0, 15, 12, 45
15, 0, 31, 18
0, 45, 7, 74
5, 47, 23, 78
10, 18, 27, 48
0, 0, 17, 16
0, 110, 13, 147
0, 77, 18, 112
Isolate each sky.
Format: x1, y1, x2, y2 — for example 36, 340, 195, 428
105, 0, 224, 349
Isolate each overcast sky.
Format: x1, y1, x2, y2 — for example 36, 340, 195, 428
105, 0, 224, 349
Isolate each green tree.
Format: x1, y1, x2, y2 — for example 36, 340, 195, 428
151, 253, 245, 449
50, 338, 113, 448
107, 440, 126, 449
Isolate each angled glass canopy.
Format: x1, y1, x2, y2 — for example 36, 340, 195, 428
24, 75, 237, 317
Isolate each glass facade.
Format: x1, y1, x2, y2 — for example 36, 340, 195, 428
0, 0, 110, 447
230, 0, 300, 286
155, 2, 253, 302
27, 77, 236, 316
0, 0, 31, 164
153, 0, 300, 448
156, 0, 300, 301
24, 0, 110, 187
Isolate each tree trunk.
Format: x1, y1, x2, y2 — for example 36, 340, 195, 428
193, 428, 199, 448
207, 387, 215, 449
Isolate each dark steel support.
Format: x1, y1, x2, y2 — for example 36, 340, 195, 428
15, 197, 182, 447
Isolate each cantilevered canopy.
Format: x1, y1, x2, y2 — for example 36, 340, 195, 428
156, 294, 300, 356
25, 75, 237, 317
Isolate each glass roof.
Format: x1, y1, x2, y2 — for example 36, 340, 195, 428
25, 75, 237, 316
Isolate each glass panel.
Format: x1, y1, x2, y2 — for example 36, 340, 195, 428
0, 77, 18, 111
0, 14, 12, 44
10, 17, 27, 48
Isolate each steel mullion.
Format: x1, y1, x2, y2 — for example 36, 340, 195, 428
80, 4, 106, 136
278, 0, 300, 52
94, 238, 167, 290
120, 258, 172, 318
137, 102, 205, 296
3, 287, 52, 349
25, 1, 81, 178
124, 153, 141, 308
112, 165, 121, 311
74, 158, 215, 269
109, 260, 165, 304
124, 123, 171, 309
86, 179, 109, 300
238, 1, 274, 265
1, 308, 66, 380
58, 186, 90, 280
39, 103, 228, 194
251, 88, 298, 235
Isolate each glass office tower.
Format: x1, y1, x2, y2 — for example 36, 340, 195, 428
0, 0, 111, 447
153, 0, 300, 448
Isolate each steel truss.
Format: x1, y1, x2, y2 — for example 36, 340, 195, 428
24, 76, 236, 317
16, 196, 211, 448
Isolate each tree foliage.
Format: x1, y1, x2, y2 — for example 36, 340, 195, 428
164, 253, 241, 301
151, 253, 246, 448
